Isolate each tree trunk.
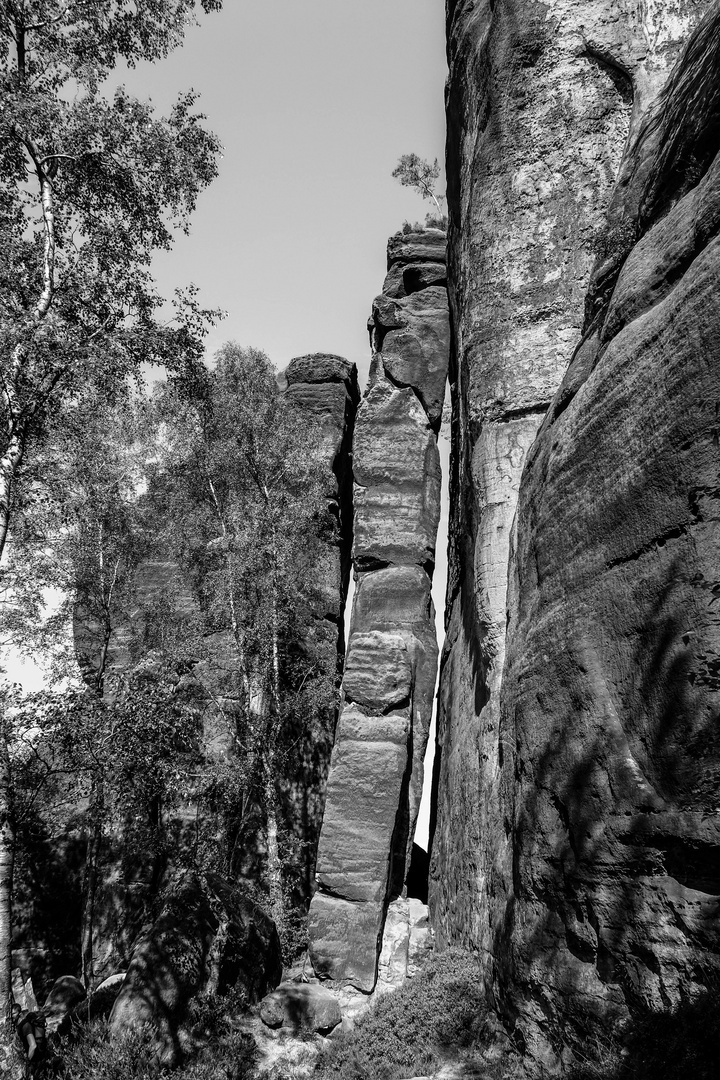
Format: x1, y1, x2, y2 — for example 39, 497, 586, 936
0, 433, 25, 566
265, 524, 284, 932
0, 714, 21, 1076
81, 777, 104, 989
264, 767, 284, 931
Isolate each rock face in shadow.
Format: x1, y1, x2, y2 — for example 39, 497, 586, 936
430, 0, 714, 994
109, 873, 281, 1065
309, 230, 449, 991
493, 10, 720, 1061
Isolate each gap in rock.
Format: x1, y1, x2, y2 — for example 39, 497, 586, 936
413, 381, 450, 876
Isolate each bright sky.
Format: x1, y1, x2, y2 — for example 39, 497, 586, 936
120, 0, 448, 384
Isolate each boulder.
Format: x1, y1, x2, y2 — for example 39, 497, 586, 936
259, 982, 342, 1033
43, 975, 86, 1036
110, 873, 281, 1064
72, 973, 126, 1024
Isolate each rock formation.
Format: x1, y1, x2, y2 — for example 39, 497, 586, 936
496, 8, 720, 1059
309, 229, 449, 991
431, 0, 720, 1066
109, 873, 281, 1065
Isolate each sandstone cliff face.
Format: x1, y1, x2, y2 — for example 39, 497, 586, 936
495, 13, 720, 1052
433, 0, 720, 1064
431, 0, 712, 969
309, 230, 449, 991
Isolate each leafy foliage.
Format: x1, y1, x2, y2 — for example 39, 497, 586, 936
149, 344, 336, 947
0, 0, 224, 567
565, 978, 720, 1080
392, 153, 445, 218
56, 1006, 257, 1080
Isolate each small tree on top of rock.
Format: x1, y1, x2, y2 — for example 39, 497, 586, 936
392, 153, 446, 220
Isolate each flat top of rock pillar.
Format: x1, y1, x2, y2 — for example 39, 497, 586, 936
282, 353, 359, 394
387, 229, 447, 269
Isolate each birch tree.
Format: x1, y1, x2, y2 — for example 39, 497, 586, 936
0, 0, 223, 1056
153, 344, 331, 939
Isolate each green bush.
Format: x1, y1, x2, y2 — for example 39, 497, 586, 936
314, 948, 500, 1080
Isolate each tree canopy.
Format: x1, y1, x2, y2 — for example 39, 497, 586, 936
0, 0, 224, 564
0, 3, 225, 1060
392, 152, 445, 218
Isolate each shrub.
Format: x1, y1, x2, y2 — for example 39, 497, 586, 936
56, 1001, 256, 1080
314, 948, 498, 1080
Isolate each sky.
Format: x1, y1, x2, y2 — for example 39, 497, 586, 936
117, 0, 448, 384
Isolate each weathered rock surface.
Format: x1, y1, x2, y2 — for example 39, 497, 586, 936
370, 287, 450, 426
376, 897, 432, 995
43, 975, 86, 1035
430, 0, 714, 993
110, 873, 281, 1064
353, 382, 442, 570
309, 230, 449, 990
492, 10, 720, 1059
259, 981, 342, 1033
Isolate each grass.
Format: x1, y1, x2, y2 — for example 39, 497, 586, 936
565, 980, 720, 1080
54, 992, 256, 1080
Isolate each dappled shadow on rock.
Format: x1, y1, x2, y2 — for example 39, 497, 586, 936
488, 13, 720, 1066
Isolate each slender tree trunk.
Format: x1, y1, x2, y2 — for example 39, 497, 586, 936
0, 433, 25, 566
0, 712, 22, 1077
264, 521, 284, 930
81, 777, 104, 990
263, 765, 283, 930
81, 600, 113, 990
205, 910, 230, 997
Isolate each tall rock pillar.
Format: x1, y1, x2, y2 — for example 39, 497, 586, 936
309, 229, 450, 991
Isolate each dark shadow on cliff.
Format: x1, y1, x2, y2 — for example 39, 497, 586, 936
491, 541, 720, 1072
566, 978, 720, 1080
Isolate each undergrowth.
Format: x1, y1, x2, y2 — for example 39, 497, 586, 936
314, 948, 514, 1080
54, 992, 256, 1080
566, 981, 720, 1080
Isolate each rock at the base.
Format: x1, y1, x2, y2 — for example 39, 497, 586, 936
11, 969, 38, 1012
72, 972, 126, 1024
259, 982, 342, 1034
313, 706, 410, 906
376, 898, 432, 994
308, 893, 385, 992
43, 975, 86, 1035
110, 873, 281, 1064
